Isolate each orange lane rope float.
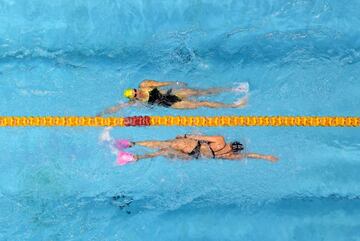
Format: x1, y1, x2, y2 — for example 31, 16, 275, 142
0, 116, 359, 127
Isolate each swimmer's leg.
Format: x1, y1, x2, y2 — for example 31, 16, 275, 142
173, 88, 232, 99
136, 149, 168, 160
171, 97, 247, 109
134, 140, 173, 149
136, 148, 191, 161
173, 82, 249, 99
130, 138, 199, 151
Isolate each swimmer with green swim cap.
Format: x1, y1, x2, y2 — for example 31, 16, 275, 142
98, 80, 249, 115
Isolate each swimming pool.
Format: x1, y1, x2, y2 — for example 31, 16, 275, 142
1, 0, 360, 240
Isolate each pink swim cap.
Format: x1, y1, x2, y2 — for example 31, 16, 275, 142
116, 151, 136, 166
114, 139, 132, 150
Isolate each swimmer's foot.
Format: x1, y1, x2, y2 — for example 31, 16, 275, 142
233, 95, 248, 108
114, 139, 135, 150
232, 82, 249, 93
116, 151, 137, 166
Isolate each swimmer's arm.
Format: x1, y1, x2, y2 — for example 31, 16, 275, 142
97, 101, 136, 116
226, 153, 278, 162
245, 153, 278, 162
140, 80, 187, 88
136, 149, 191, 161
136, 150, 166, 160
183, 135, 225, 144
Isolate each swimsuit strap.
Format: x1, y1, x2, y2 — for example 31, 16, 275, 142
197, 140, 216, 158
209, 143, 236, 158
166, 89, 173, 95
204, 142, 225, 158
188, 141, 202, 159
184, 137, 232, 159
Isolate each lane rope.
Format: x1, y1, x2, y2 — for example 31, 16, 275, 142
0, 116, 359, 127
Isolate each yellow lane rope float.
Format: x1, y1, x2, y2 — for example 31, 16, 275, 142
0, 116, 359, 127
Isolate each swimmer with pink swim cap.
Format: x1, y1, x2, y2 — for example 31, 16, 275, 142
97, 80, 249, 116
101, 128, 278, 166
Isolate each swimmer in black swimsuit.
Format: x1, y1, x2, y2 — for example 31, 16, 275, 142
147, 88, 182, 107
98, 80, 248, 115
100, 128, 278, 163
187, 137, 244, 159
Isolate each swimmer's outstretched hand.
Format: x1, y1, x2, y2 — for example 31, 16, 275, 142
265, 155, 279, 163
245, 153, 279, 163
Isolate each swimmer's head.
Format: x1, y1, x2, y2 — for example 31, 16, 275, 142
231, 141, 244, 153
123, 89, 137, 99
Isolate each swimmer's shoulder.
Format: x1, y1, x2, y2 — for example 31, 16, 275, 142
139, 79, 158, 88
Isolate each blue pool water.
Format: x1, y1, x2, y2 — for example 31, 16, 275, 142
1, 0, 360, 240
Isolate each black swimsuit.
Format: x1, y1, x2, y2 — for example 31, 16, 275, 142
188, 141, 241, 159
148, 88, 182, 107
188, 141, 202, 159
188, 140, 216, 159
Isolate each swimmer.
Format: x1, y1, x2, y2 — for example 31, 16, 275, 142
98, 80, 249, 115
100, 128, 278, 165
